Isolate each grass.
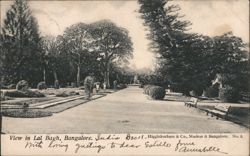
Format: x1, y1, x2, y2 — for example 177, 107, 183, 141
1, 109, 52, 118
1, 96, 55, 105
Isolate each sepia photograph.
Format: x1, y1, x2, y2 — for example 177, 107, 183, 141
0, 0, 249, 155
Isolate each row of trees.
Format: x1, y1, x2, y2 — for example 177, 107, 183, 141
138, 0, 249, 96
0, 0, 133, 88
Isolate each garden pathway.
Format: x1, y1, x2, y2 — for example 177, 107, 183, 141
2, 86, 248, 133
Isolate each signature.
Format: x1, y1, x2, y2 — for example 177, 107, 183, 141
175, 139, 228, 154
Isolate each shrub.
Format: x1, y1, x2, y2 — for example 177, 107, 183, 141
143, 85, 153, 94
71, 82, 76, 88
117, 84, 127, 89
148, 86, 166, 100
55, 92, 69, 97
204, 86, 219, 98
143, 85, 165, 100
1, 109, 52, 118
16, 80, 29, 91
0, 83, 8, 89
139, 84, 144, 88
7, 84, 16, 89
4, 90, 45, 98
219, 86, 240, 103
37, 82, 47, 90
1, 91, 13, 101
55, 91, 79, 97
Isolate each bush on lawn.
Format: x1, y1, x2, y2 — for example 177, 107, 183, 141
0, 83, 16, 89
16, 80, 29, 91
55, 91, 79, 97
37, 82, 47, 90
1, 91, 13, 101
204, 86, 219, 98
143, 85, 165, 100
4, 90, 45, 98
219, 85, 240, 103
139, 83, 144, 88
0, 83, 8, 89
1, 109, 52, 118
143, 85, 153, 94
7, 84, 16, 89
117, 84, 127, 89
149, 86, 166, 100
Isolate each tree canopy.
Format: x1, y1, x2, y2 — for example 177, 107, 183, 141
138, 0, 249, 96
1, 0, 43, 86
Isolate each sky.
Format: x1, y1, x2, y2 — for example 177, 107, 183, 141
1, 0, 249, 70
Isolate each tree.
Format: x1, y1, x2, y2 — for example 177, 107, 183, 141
138, 0, 200, 95
41, 35, 65, 86
211, 32, 249, 92
89, 20, 133, 88
1, 0, 43, 86
62, 23, 96, 87
139, 0, 249, 97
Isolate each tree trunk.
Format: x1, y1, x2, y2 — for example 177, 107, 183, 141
77, 64, 80, 87
43, 68, 46, 83
104, 60, 111, 88
76, 54, 81, 87
107, 61, 110, 88
53, 70, 58, 82
53, 70, 59, 89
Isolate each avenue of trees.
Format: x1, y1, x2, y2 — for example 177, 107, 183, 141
0, 0, 133, 88
0, 0, 249, 102
138, 0, 249, 99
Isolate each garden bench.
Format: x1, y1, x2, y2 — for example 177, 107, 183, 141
184, 97, 198, 108
206, 104, 231, 120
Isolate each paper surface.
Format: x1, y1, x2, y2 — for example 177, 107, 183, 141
1, 0, 249, 155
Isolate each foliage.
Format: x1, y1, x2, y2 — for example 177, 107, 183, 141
1, 91, 13, 101
37, 82, 47, 90
138, 0, 249, 96
55, 91, 79, 97
1, 0, 43, 86
62, 23, 96, 87
143, 85, 154, 95
149, 86, 166, 100
1, 109, 52, 118
117, 84, 127, 89
204, 86, 219, 98
4, 90, 45, 98
89, 20, 133, 87
143, 85, 165, 100
139, 74, 167, 87
16, 80, 29, 91
219, 85, 240, 103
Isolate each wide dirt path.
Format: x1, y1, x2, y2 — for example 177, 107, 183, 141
2, 86, 248, 133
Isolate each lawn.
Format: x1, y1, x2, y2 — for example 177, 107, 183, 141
1, 87, 117, 118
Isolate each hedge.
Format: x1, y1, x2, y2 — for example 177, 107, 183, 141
4, 90, 45, 98
37, 82, 47, 90
219, 86, 240, 103
143, 85, 165, 100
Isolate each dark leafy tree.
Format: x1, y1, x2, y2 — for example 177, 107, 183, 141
1, 0, 43, 86
62, 23, 96, 87
211, 32, 249, 92
89, 20, 133, 88
138, 0, 202, 95
41, 35, 67, 86
138, 0, 249, 96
